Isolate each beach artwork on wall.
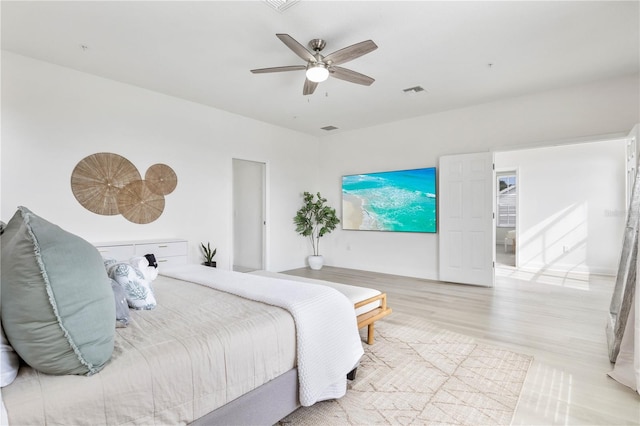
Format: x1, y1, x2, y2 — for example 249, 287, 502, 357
342, 167, 437, 233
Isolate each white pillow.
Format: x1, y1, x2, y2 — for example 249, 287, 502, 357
106, 261, 156, 310
1, 325, 19, 387
129, 256, 159, 282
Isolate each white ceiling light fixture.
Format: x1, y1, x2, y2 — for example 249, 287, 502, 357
306, 63, 329, 83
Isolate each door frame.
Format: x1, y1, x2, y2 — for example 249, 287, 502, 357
231, 157, 268, 271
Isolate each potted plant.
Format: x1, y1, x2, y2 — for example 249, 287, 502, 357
293, 191, 340, 270
200, 242, 217, 267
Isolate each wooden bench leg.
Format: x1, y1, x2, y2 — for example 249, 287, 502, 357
356, 293, 391, 345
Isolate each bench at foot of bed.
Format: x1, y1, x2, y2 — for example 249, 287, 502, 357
355, 293, 392, 344
250, 270, 392, 345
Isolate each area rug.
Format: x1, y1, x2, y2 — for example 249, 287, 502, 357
280, 312, 533, 426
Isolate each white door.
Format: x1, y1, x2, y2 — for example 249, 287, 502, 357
439, 152, 495, 286
232, 159, 266, 272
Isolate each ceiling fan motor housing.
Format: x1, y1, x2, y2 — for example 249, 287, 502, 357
308, 39, 326, 52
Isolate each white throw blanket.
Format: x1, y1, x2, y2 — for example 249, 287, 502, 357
160, 264, 364, 406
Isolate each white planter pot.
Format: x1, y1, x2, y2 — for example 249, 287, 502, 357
308, 255, 324, 270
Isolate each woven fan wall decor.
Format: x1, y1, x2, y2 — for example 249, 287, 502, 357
71, 153, 177, 224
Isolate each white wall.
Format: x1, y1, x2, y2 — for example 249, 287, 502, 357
3, 52, 639, 279
317, 74, 640, 280
496, 140, 627, 275
1, 52, 319, 272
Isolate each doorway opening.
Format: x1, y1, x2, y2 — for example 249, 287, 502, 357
232, 158, 266, 272
493, 134, 631, 279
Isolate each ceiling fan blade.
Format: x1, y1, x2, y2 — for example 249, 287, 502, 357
324, 40, 378, 66
276, 33, 316, 62
303, 79, 318, 96
330, 66, 375, 86
250, 65, 306, 74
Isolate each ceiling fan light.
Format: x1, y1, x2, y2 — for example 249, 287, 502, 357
306, 63, 329, 83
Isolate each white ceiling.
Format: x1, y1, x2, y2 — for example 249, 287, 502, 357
2, 1, 639, 137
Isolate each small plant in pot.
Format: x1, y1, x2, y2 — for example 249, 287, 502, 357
293, 191, 340, 270
201, 242, 217, 267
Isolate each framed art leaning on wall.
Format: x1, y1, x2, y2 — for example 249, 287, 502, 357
342, 167, 437, 233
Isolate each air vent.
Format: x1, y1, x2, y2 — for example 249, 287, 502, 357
403, 86, 426, 94
263, 0, 300, 12
321, 125, 339, 131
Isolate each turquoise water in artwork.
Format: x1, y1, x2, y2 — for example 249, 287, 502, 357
342, 167, 437, 233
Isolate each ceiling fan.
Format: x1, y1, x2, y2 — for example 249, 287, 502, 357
250, 34, 378, 95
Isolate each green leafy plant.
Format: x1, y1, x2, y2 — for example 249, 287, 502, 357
293, 191, 340, 256
200, 242, 217, 266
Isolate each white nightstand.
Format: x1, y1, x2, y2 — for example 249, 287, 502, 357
94, 239, 188, 265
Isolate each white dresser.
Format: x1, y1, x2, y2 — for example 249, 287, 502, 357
94, 239, 188, 266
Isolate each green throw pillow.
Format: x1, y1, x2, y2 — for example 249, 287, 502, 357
0, 207, 115, 375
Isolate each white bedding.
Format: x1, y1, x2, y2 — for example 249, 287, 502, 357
161, 264, 364, 406
250, 270, 382, 316
2, 274, 297, 425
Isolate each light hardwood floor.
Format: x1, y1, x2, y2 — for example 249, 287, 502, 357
282, 265, 640, 425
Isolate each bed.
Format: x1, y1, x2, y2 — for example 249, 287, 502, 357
1, 267, 364, 425
0, 208, 364, 425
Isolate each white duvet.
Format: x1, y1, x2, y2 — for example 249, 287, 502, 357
160, 264, 364, 406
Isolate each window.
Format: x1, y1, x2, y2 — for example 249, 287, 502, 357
497, 174, 516, 227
